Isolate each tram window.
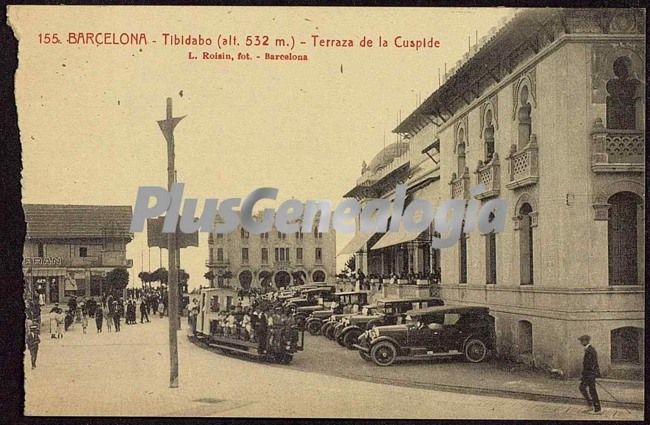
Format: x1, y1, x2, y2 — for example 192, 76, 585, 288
210, 295, 220, 312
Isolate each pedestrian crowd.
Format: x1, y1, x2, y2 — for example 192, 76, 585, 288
41, 290, 170, 340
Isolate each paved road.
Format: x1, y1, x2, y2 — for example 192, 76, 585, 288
24, 316, 642, 419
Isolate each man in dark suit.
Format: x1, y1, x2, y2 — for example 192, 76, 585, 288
26, 325, 40, 369
578, 335, 602, 414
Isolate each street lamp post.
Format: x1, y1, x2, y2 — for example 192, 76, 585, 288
157, 97, 186, 388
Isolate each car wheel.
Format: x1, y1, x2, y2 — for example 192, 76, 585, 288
306, 320, 322, 336
336, 333, 346, 347
359, 351, 371, 362
320, 322, 332, 337
371, 341, 397, 366
325, 324, 337, 340
464, 338, 487, 363
343, 329, 362, 350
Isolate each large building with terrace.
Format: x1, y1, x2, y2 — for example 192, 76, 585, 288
344, 8, 644, 379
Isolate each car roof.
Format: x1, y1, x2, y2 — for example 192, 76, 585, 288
334, 291, 369, 296
303, 287, 334, 293
377, 297, 442, 304
405, 305, 489, 316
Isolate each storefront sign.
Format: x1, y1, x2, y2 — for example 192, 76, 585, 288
23, 257, 63, 266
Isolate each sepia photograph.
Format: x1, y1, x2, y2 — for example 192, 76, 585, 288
5, 5, 645, 420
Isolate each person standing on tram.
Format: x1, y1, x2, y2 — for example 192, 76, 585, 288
255, 308, 269, 353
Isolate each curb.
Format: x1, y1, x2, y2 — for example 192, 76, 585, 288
343, 373, 644, 411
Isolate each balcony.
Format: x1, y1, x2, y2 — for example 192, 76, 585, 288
449, 167, 470, 199
591, 119, 644, 173
505, 135, 539, 190
205, 259, 230, 267
474, 153, 501, 199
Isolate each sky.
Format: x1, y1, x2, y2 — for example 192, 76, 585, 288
10, 6, 513, 290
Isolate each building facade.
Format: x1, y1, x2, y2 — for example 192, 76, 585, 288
341, 126, 442, 289
206, 212, 336, 289
346, 8, 645, 378
23, 204, 134, 304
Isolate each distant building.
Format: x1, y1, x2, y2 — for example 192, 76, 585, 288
23, 204, 134, 303
206, 212, 336, 289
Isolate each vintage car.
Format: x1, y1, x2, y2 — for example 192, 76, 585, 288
321, 304, 377, 340
332, 297, 444, 347
354, 305, 495, 366
325, 303, 379, 345
283, 286, 337, 313
304, 291, 370, 335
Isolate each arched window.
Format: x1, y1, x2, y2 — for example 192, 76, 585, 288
606, 57, 641, 130
274, 271, 291, 288
519, 203, 534, 285
457, 128, 466, 175
312, 270, 326, 283
238, 270, 252, 290
611, 327, 643, 365
518, 320, 533, 354
517, 85, 532, 148
484, 109, 496, 162
485, 213, 497, 285
608, 191, 644, 285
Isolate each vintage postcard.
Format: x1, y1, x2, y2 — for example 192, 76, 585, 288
9, 5, 645, 419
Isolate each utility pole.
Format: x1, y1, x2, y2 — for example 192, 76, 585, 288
157, 97, 186, 388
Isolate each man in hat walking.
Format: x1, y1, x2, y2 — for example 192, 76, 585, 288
26, 325, 40, 369
578, 334, 602, 414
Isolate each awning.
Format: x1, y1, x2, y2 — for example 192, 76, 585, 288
370, 229, 423, 250
337, 232, 375, 256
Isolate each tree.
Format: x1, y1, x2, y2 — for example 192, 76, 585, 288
105, 268, 129, 295
138, 271, 152, 288
151, 267, 168, 286
204, 270, 215, 288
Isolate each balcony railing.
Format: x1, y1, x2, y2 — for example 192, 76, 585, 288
591, 119, 644, 173
205, 259, 229, 267
381, 283, 441, 299
449, 167, 470, 199
505, 135, 539, 190
474, 153, 501, 199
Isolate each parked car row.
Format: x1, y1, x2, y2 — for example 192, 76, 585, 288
300, 293, 497, 367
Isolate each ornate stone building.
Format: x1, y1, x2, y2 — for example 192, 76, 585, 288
345, 8, 644, 378
206, 212, 336, 289
23, 204, 134, 304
